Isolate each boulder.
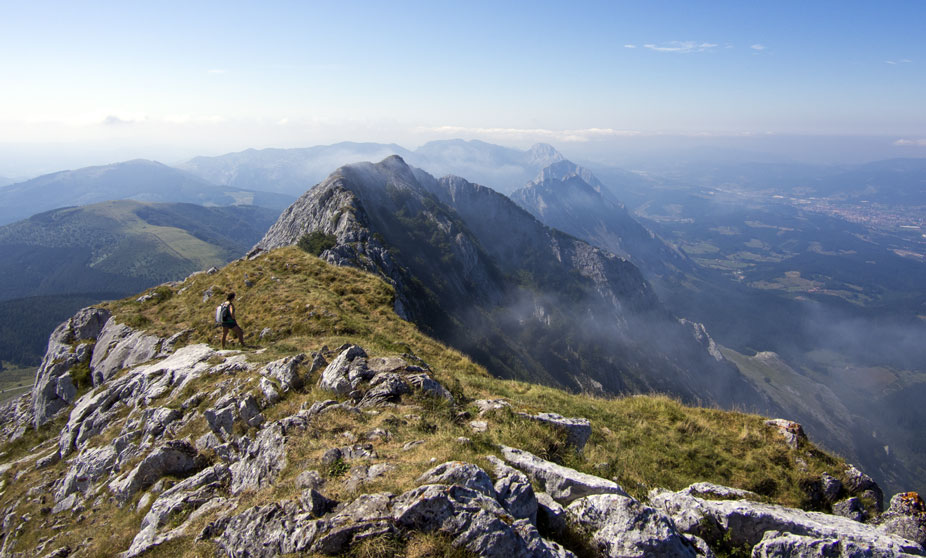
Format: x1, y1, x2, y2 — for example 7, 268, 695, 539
58, 344, 216, 457
844, 464, 885, 512
486, 455, 538, 523
121, 465, 231, 557
56, 445, 119, 502
259, 354, 305, 392
416, 461, 496, 498
536, 492, 568, 537
518, 412, 592, 451
877, 492, 926, 547
358, 372, 410, 407
821, 472, 843, 504
310, 492, 396, 554
500, 446, 626, 505
833, 497, 868, 523
764, 418, 807, 450
259, 377, 281, 404
318, 345, 366, 395
393, 484, 544, 558
566, 494, 698, 558
473, 399, 511, 416
649, 484, 925, 554
230, 422, 288, 494
406, 373, 454, 402
752, 530, 924, 558
208, 501, 323, 558
110, 440, 205, 504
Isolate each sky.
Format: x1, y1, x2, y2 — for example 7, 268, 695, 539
1, 0, 925, 175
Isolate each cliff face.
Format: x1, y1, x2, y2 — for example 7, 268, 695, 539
510, 160, 692, 281
252, 156, 764, 408
0, 247, 922, 558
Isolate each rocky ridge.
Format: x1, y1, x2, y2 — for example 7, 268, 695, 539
0, 286, 923, 556
249, 155, 768, 408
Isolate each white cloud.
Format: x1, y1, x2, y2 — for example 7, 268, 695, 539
894, 138, 926, 146
642, 41, 718, 53
624, 44, 637, 49
751, 44, 766, 51
885, 59, 912, 65
422, 126, 640, 143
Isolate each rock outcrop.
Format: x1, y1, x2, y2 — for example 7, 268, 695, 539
650, 483, 925, 555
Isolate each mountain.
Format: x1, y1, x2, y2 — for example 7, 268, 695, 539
0, 200, 280, 365
250, 156, 768, 409
180, 140, 567, 196
0, 245, 917, 558
511, 160, 693, 280
0, 159, 294, 225
412, 139, 565, 194
180, 142, 414, 195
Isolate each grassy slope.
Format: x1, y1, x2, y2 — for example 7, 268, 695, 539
0, 362, 35, 403
0, 246, 854, 558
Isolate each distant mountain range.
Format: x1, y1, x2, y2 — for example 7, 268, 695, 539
0, 159, 293, 225
0, 200, 280, 364
251, 155, 768, 409
181, 139, 565, 196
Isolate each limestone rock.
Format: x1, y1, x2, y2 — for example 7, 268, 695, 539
358, 372, 410, 407
32, 307, 111, 427
821, 472, 844, 504
393, 484, 532, 558
209, 501, 323, 558
58, 344, 216, 457
319, 345, 367, 395
406, 373, 454, 401
764, 418, 807, 450
486, 455, 538, 523
56, 445, 119, 502
259, 377, 281, 404
877, 492, 926, 547
417, 461, 496, 498
844, 464, 885, 512
752, 530, 924, 558
500, 445, 626, 505
121, 465, 231, 557
259, 354, 305, 392
518, 412, 591, 451
536, 491, 568, 537
473, 399, 511, 416
110, 440, 205, 504
90, 318, 163, 385
566, 493, 698, 558
833, 497, 868, 523
230, 422, 288, 494
649, 484, 924, 554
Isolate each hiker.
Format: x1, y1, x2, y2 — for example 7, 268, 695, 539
220, 292, 247, 349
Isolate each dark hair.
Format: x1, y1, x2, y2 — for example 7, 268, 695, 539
226, 292, 236, 301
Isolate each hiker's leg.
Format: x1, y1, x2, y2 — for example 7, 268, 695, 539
235, 326, 245, 346
222, 327, 229, 349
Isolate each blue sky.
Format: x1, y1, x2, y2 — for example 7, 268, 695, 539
1, 1, 924, 173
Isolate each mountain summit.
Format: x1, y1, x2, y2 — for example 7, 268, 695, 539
512, 160, 692, 280
251, 156, 765, 407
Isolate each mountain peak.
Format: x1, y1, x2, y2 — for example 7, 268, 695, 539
526, 143, 565, 166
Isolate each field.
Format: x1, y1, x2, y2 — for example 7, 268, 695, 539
0, 362, 35, 403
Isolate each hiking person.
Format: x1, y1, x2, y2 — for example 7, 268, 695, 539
220, 292, 247, 349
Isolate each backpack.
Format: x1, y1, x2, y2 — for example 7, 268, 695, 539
215, 302, 231, 324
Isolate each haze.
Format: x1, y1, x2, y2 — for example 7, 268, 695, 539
2, 1, 925, 177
